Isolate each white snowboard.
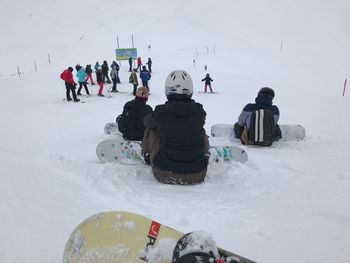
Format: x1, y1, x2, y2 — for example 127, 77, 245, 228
211, 123, 305, 141
96, 138, 248, 164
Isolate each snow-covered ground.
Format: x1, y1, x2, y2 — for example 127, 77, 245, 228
1, 0, 350, 262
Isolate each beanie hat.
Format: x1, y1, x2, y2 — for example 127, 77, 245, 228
136, 86, 149, 99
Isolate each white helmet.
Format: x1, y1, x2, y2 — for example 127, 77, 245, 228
165, 70, 193, 98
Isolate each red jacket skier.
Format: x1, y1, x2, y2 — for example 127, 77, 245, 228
60, 67, 79, 102
136, 57, 142, 71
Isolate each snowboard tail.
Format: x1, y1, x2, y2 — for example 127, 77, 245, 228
63, 211, 256, 263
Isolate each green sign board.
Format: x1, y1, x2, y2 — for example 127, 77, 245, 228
115, 48, 137, 60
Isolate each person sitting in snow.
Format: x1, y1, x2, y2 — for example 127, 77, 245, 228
142, 70, 210, 185
233, 87, 281, 146
117, 86, 153, 141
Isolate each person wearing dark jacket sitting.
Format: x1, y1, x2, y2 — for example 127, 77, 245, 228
142, 70, 210, 185
117, 87, 153, 141
233, 87, 281, 145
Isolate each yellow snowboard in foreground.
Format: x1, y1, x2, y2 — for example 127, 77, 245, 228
63, 211, 256, 263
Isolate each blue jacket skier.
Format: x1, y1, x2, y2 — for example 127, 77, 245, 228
140, 66, 151, 90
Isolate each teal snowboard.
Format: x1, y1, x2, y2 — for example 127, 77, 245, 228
96, 138, 248, 164
63, 211, 256, 263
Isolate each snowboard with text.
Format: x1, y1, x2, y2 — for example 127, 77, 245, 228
63, 211, 256, 263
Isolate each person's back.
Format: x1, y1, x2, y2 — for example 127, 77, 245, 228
76, 67, 86, 82
85, 65, 92, 75
234, 87, 281, 145
101, 61, 109, 73
94, 62, 100, 72
143, 70, 209, 185
140, 66, 151, 81
117, 87, 152, 141
152, 97, 207, 173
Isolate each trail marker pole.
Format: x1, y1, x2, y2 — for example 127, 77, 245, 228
343, 78, 347, 96
117, 36, 121, 65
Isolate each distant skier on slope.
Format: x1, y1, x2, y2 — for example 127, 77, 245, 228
76, 65, 90, 96
201, 73, 214, 93
136, 57, 142, 71
101, 60, 111, 84
60, 66, 80, 102
233, 87, 282, 146
129, 68, 139, 96
95, 66, 105, 97
142, 70, 210, 185
117, 87, 153, 141
140, 66, 151, 91
85, 64, 95, 85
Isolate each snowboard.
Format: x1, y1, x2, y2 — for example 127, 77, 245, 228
96, 138, 248, 164
211, 123, 305, 141
63, 211, 256, 263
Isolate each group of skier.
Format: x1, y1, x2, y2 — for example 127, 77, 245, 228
60, 57, 154, 100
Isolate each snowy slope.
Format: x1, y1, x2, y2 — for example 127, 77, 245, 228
1, 0, 350, 262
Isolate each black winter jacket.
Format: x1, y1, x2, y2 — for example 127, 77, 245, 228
101, 62, 109, 74
118, 98, 153, 141
144, 98, 208, 173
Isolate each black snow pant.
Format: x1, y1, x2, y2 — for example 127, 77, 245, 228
65, 83, 78, 101
142, 80, 149, 91
77, 82, 90, 95
111, 79, 118, 91
102, 72, 111, 83
133, 84, 137, 95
